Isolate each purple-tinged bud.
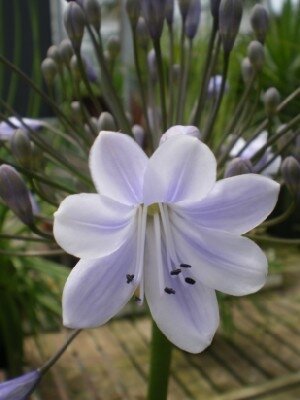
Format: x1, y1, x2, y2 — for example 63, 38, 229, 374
83, 0, 101, 32
64, 2, 85, 51
107, 36, 121, 59
142, 0, 167, 40
0, 165, 34, 226
0, 370, 41, 399
281, 156, 300, 198
247, 40, 265, 70
241, 57, 254, 84
224, 157, 253, 177
47, 45, 62, 65
250, 4, 269, 43
264, 87, 280, 116
41, 58, 58, 86
11, 129, 33, 169
165, 0, 174, 26
178, 0, 192, 22
219, 0, 243, 54
58, 39, 74, 65
136, 17, 149, 49
98, 112, 116, 131
185, 0, 201, 39
126, 0, 141, 29
210, 0, 221, 24
147, 49, 158, 83
133, 124, 145, 147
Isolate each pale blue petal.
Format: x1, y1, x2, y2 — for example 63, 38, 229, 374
89, 132, 148, 205
0, 370, 40, 400
170, 212, 268, 296
173, 174, 280, 234
144, 219, 219, 353
63, 236, 140, 328
54, 193, 137, 259
144, 135, 216, 205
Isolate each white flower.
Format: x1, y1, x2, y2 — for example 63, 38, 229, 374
230, 131, 281, 176
0, 117, 43, 140
54, 129, 279, 353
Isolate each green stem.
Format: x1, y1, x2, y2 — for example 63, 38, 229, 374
147, 321, 172, 400
153, 39, 167, 132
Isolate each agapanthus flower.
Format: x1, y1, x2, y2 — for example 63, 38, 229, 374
54, 128, 279, 353
230, 131, 281, 176
0, 370, 40, 400
0, 117, 43, 140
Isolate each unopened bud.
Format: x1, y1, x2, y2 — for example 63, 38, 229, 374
241, 57, 254, 84
11, 130, 33, 169
165, 0, 174, 26
210, 0, 221, 24
98, 112, 116, 131
126, 0, 141, 29
250, 4, 269, 43
47, 45, 62, 65
83, 0, 101, 32
178, 0, 191, 21
58, 39, 74, 65
107, 36, 121, 59
64, 2, 85, 51
224, 157, 253, 178
185, 0, 201, 39
41, 58, 58, 85
136, 17, 149, 49
147, 49, 157, 83
281, 156, 300, 198
133, 124, 145, 147
219, 0, 243, 54
142, 0, 167, 39
0, 165, 34, 226
71, 101, 82, 118
264, 87, 280, 116
247, 40, 265, 70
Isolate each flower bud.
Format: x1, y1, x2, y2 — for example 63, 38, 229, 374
178, 0, 191, 21
0, 165, 34, 226
185, 0, 201, 39
133, 124, 145, 147
47, 45, 62, 65
147, 49, 157, 83
219, 0, 243, 54
165, 0, 174, 26
224, 157, 253, 178
241, 57, 254, 84
98, 112, 116, 131
136, 17, 149, 49
0, 370, 41, 400
83, 0, 101, 32
142, 0, 167, 40
210, 0, 221, 24
71, 101, 82, 119
64, 2, 85, 51
250, 4, 269, 43
264, 87, 280, 117
107, 36, 121, 59
281, 156, 300, 198
58, 39, 74, 65
11, 129, 33, 169
247, 40, 265, 70
41, 58, 58, 85
126, 0, 141, 29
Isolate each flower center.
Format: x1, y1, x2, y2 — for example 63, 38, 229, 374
147, 202, 160, 216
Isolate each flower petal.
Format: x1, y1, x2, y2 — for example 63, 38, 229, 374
63, 237, 139, 328
170, 212, 268, 296
173, 174, 280, 234
89, 131, 148, 205
144, 219, 219, 353
0, 370, 40, 400
144, 135, 216, 205
53, 193, 136, 259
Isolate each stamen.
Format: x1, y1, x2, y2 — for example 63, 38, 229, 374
185, 277, 196, 285
180, 263, 192, 268
126, 274, 134, 284
170, 268, 181, 276
164, 287, 176, 294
